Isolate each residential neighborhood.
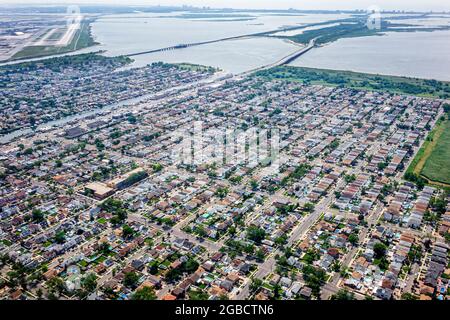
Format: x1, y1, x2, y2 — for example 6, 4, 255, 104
1, 62, 449, 301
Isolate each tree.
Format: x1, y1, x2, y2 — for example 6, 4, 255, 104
332, 260, 341, 272
373, 242, 387, 259
127, 115, 137, 124
344, 174, 356, 183
329, 140, 340, 150
183, 258, 199, 273
32, 209, 45, 222
229, 176, 242, 184
250, 278, 263, 292
98, 242, 111, 255
430, 195, 447, 216
277, 204, 297, 215
94, 139, 105, 151
131, 286, 156, 300
250, 180, 259, 191
331, 289, 355, 300
36, 288, 43, 300
273, 284, 281, 299
54, 231, 66, 244
302, 265, 326, 297
256, 249, 266, 262
247, 226, 266, 244
152, 163, 163, 173
302, 249, 319, 264
47, 292, 59, 300
81, 273, 98, 293
122, 225, 134, 239
46, 276, 65, 295
404, 172, 426, 190
303, 202, 315, 213
101, 198, 127, 225
124, 272, 140, 288
165, 267, 182, 283
215, 187, 229, 199
443, 103, 450, 115
244, 244, 255, 255
401, 292, 418, 300
194, 225, 207, 238
23, 148, 33, 155
189, 289, 209, 300
407, 244, 422, 263
6, 271, 19, 289
149, 262, 159, 275
276, 233, 288, 245
348, 233, 358, 246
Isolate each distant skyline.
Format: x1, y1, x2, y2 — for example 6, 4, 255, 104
2, 1, 450, 12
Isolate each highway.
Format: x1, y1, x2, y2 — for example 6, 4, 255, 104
239, 39, 316, 77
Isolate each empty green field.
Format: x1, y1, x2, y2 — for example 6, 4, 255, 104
421, 119, 450, 185
405, 118, 444, 177
47, 28, 67, 41
177, 63, 218, 73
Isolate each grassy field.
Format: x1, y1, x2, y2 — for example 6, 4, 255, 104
176, 63, 218, 73
406, 118, 444, 175
254, 66, 450, 99
11, 20, 98, 61
46, 28, 66, 41
421, 118, 450, 185
405, 115, 450, 187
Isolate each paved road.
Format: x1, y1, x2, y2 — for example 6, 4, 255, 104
402, 263, 419, 295
240, 39, 316, 77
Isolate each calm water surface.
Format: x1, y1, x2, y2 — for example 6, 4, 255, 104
290, 30, 450, 81
90, 12, 350, 71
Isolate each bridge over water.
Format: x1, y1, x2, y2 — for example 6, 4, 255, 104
125, 33, 265, 57
124, 22, 323, 58
238, 39, 316, 76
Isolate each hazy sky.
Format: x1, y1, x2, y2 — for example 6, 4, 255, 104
2, 1, 450, 12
